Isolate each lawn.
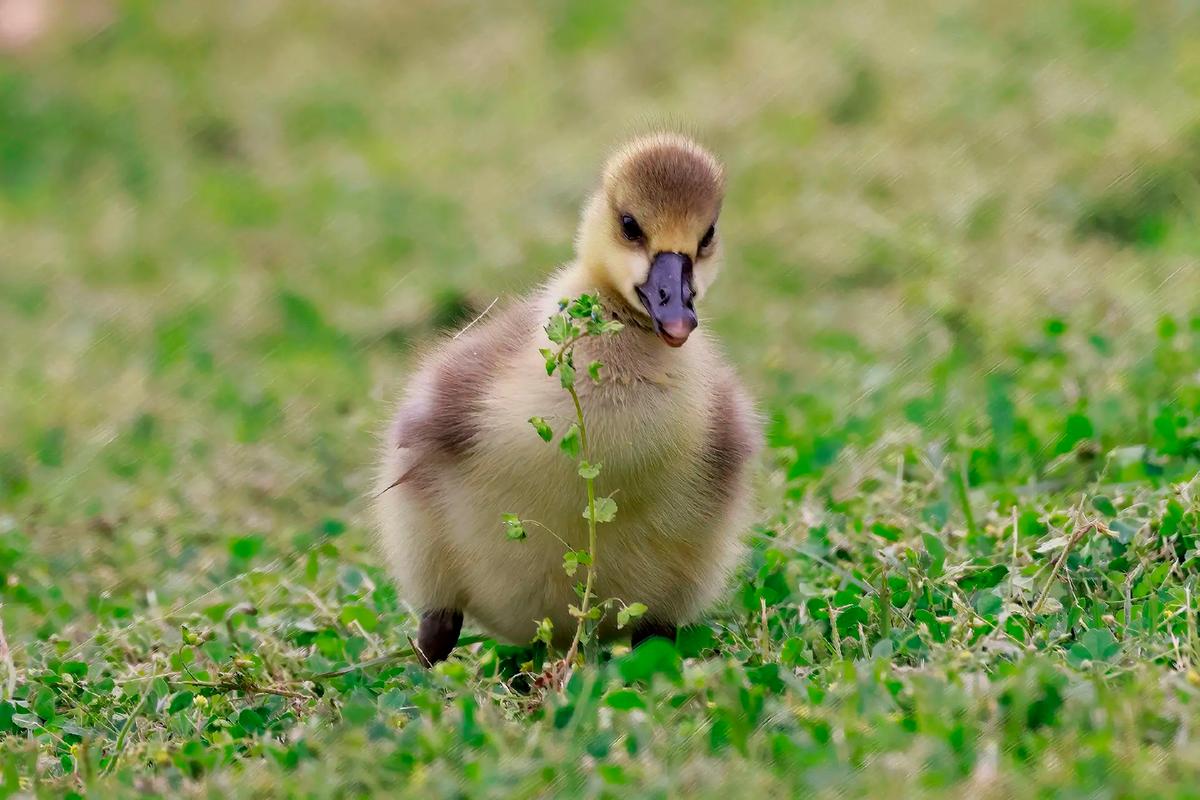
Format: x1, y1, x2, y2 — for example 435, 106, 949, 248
1, 1, 1199, 797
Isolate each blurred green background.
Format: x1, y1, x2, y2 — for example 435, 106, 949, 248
1, 1, 1199, 796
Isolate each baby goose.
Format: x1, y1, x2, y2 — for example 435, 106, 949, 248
377, 133, 760, 665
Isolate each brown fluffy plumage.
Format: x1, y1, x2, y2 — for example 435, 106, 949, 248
376, 134, 760, 652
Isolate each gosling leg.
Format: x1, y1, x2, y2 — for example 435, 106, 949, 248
416, 608, 463, 667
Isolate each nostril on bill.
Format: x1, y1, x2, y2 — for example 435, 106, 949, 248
658, 287, 669, 304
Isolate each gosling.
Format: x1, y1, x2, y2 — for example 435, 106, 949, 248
376, 133, 761, 665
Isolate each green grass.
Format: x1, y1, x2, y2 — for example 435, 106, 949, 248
1, 0, 1199, 796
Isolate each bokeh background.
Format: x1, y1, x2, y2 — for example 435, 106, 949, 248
1, 1, 1199, 796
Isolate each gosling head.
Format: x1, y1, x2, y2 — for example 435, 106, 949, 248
576, 133, 725, 348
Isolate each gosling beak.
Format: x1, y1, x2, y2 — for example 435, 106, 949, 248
635, 251, 698, 347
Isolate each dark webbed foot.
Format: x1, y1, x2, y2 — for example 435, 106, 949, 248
416, 609, 463, 667
631, 619, 678, 649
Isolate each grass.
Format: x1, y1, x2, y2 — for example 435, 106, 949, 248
0, 0, 1199, 796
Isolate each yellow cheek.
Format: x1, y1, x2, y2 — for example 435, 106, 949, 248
612, 250, 651, 310
624, 250, 651, 285
692, 261, 721, 298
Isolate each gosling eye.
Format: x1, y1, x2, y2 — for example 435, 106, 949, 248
699, 224, 716, 251
619, 214, 643, 242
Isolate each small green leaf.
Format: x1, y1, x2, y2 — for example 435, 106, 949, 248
588, 361, 604, 383
59, 661, 88, 678
604, 688, 647, 710
1037, 535, 1070, 553
1092, 495, 1117, 517
11, 713, 41, 730
339, 604, 379, 632
974, 591, 1002, 617
871, 522, 902, 542
568, 295, 597, 318
1111, 519, 1137, 544
1081, 628, 1119, 662
168, 691, 195, 714
583, 496, 617, 523
559, 358, 576, 389
588, 318, 624, 336
617, 602, 648, 629
616, 639, 681, 683
538, 349, 557, 376
230, 535, 264, 560
569, 602, 602, 620
677, 625, 718, 657
563, 550, 592, 576
341, 689, 376, 725
577, 461, 601, 479
1067, 627, 1120, 668
32, 687, 55, 722
502, 513, 527, 541
533, 617, 554, 645
238, 708, 265, 734
528, 416, 553, 442
560, 423, 582, 460
35, 427, 65, 468
546, 315, 573, 345
922, 532, 946, 579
